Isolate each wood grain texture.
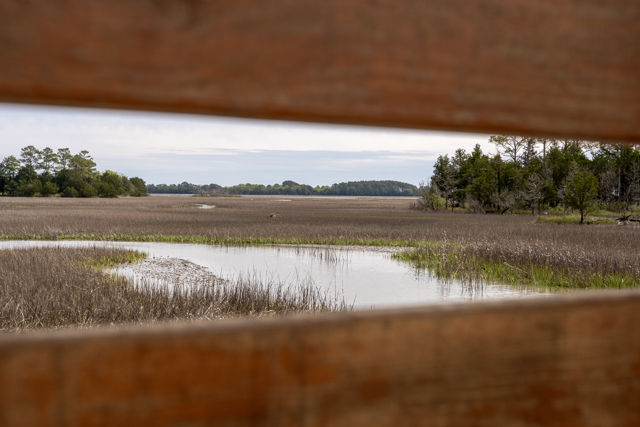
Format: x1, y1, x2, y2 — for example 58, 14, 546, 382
0, 0, 638, 142
1, 291, 639, 426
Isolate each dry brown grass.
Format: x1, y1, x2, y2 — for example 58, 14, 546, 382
0, 245, 348, 333
0, 195, 428, 240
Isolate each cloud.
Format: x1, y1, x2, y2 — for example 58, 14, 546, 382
0, 103, 494, 186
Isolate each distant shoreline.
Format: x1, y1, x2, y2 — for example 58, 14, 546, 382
148, 193, 419, 199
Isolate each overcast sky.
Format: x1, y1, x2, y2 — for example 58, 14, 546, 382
0, 103, 494, 187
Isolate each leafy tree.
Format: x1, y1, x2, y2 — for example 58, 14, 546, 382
15, 165, 38, 185
98, 170, 124, 197
78, 182, 98, 198
40, 181, 59, 197
0, 155, 20, 178
20, 146, 41, 170
464, 145, 498, 206
0, 155, 20, 194
55, 148, 73, 171
424, 136, 628, 216
4, 180, 19, 196
69, 151, 97, 175
451, 149, 470, 205
60, 151, 98, 196
95, 182, 118, 198
1, 146, 145, 198
17, 179, 42, 197
62, 186, 79, 198
565, 165, 599, 224
129, 177, 148, 196
39, 147, 57, 173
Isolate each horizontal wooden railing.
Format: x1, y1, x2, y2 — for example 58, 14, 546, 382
0, 0, 638, 142
1, 291, 639, 427
1, 1, 640, 425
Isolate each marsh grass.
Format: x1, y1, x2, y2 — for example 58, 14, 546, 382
0, 233, 415, 247
396, 240, 640, 289
1, 196, 640, 290
0, 246, 349, 333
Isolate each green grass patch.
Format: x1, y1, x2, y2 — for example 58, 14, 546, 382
588, 209, 618, 217
393, 245, 639, 289
536, 215, 616, 225
0, 233, 423, 247
85, 250, 148, 268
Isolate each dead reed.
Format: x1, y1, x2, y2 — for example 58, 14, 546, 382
0, 246, 349, 333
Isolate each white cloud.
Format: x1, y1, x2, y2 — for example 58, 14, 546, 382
0, 103, 494, 185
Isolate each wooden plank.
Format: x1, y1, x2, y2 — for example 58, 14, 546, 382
0, 0, 638, 142
1, 290, 639, 426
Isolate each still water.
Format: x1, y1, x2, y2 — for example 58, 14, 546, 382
0, 241, 559, 309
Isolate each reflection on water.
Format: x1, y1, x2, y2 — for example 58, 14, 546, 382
0, 241, 562, 309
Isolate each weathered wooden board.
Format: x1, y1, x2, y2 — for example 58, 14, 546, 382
0, 0, 638, 142
1, 291, 639, 427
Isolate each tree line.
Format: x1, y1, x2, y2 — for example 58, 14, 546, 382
147, 180, 419, 197
0, 146, 147, 197
421, 136, 640, 223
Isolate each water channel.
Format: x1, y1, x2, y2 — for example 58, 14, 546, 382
0, 240, 563, 309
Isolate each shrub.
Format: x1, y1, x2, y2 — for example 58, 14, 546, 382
96, 182, 118, 198
78, 183, 98, 198
62, 186, 79, 198
16, 178, 42, 197
40, 181, 59, 197
129, 177, 148, 196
